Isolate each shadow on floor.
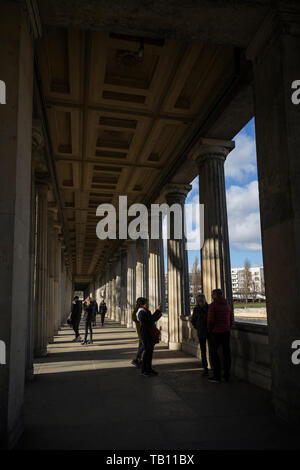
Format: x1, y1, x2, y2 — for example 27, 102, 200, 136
17, 320, 300, 450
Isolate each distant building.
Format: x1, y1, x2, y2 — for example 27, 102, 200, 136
165, 266, 265, 303
231, 266, 265, 301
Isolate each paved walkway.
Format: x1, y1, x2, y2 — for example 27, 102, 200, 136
17, 320, 300, 450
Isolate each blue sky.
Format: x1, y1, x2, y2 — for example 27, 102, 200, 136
164, 118, 263, 271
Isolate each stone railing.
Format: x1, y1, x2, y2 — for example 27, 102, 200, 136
231, 321, 271, 390
157, 313, 271, 391
157, 313, 169, 344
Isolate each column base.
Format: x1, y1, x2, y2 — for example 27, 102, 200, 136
168, 341, 182, 351
34, 348, 48, 358
0, 414, 24, 450
274, 396, 300, 425
25, 367, 35, 383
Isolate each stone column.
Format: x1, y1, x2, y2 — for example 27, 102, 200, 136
163, 184, 191, 350
113, 271, 117, 321
148, 213, 166, 312
126, 241, 136, 328
52, 226, 59, 335
120, 249, 127, 325
25, 170, 37, 381
34, 182, 49, 357
136, 239, 147, 298
110, 260, 117, 321
246, 7, 300, 423
0, 2, 34, 447
195, 138, 234, 306
107, 262, 113, 319
55, 230, 62, 332
115, 255, 121, 322
103, 270, 109, 304
47, 209, 56, 342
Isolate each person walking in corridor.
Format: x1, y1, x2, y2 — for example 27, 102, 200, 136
136, 298, 162, 377
82, 296, 94, 345
90, 295, 98, 327
207, 289, 233, 383
191, 294, 210, 376
70, 295, 82, 342
99, 299, 107, 327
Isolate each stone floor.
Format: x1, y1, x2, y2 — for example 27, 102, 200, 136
17, 320, 300, 450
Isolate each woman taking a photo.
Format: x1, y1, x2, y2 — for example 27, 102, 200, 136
82, 296, 94, 345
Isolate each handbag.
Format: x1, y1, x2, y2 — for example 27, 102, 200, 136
149, 325, 161, 344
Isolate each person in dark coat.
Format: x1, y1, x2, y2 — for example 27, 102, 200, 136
136, 297, 162, 377
91, 297, 98, 327
99, 300, 107, 327
131, 298, 145, 368
82, 296, 94, 344
70, 296, 82, 342
191, 294, 210, 376
207, 288, 233, 383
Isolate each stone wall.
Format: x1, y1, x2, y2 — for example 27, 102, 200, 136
231, 322, 271, 391
157, 314, 271, 391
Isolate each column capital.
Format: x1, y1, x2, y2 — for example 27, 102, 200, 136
48, 205, 58, 215
35, 174, 50, 190
32, 120, 44, 152
53, 224, 63, 239
193, 138, 234, 169
125, 239, 136, 248
161, 183, 192, 205
246, 7, 300, 65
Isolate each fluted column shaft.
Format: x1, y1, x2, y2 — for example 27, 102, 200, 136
136, 239, 147, 298
107, 263, 113, 320
115, 255, 121, 322
47, 210, 56, 342
246, 8, 300, 422
164, 184, 191, 350
196, 139, 233, 306
126, 241, 136, 328
111, 261, 117, 321
148, 213, 166, 312
34, 183, 48, 357
54, 232, 62, 332
120, 250, 127, 325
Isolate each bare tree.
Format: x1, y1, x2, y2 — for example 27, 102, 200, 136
260, 277, 266, 299
251, 279, 257, 303
241, 258, 252, 304
191, 257, 201, 299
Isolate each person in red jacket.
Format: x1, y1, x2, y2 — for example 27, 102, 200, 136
207, 288, 233, 383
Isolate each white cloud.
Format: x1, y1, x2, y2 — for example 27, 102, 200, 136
225, 131, 257, 183
226, 181, 262, 251
161, 177, 262, 257
186, 176, 199, 203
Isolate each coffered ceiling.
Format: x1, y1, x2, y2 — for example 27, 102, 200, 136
37, 26, 237, 279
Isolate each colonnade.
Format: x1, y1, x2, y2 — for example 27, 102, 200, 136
29, 139, 73, 374
95, 152, 233, 350
2, 0, 300, 449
